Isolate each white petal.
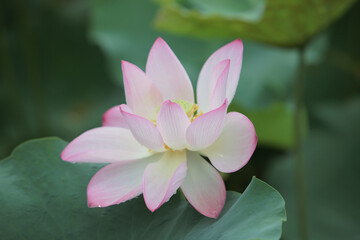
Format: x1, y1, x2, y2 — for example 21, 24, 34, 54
186, 100, 228, 151
61, 127, 151, 163
122, 61, 163, 119
120, 105, 165, 152
146, 37, 194, 103
102, 105, 128, 128
157, 100, 190, 150
87, 154, 161, 207
143, 150, 187, 212
209, 59, 230, 111
197, 39, 243, 111
181, 151, 226, 218
202, 112, 257, 173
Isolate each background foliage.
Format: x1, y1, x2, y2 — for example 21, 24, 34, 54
1, 0, 360, 239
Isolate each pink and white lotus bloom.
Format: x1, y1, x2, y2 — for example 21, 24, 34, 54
61, 38, 257, 218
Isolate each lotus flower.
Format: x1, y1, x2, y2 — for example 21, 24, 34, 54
61, 38, 257, 218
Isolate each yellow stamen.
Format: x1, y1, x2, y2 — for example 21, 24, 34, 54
150, 100, 203, 126
191, 110, 203, 122
187, 104, 199, 118
150, 119, 157, 126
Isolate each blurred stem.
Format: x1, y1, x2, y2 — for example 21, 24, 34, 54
294, 46, 308, 240
15, 0, 46, 136
0, 1, 26, 140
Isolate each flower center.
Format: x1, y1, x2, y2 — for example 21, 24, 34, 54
151, 100, 203, 126
173, 100, 203, 121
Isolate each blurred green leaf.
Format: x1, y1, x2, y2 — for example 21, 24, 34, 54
266, 98, 360, 239
154, 0, 356, 47
183, 0, 266, 22
231, 102, 303, 149
236, 42, 299, 108
304, 2, 360, 105
304, 34, 330, 65
0, 138, 286, 240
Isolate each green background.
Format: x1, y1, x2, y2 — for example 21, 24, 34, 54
1, 0, 360, 239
